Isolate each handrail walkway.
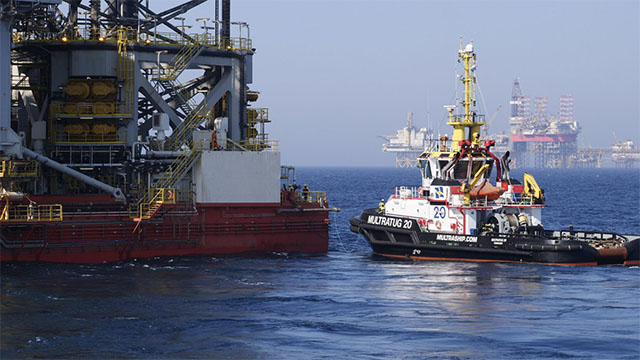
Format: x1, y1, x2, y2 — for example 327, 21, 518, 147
0, 203, 63, 222
130, 142, 201, 220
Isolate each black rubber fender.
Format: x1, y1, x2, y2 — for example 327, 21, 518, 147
349, 217, 362, 226
515, 243, 583, 252
624, 238, 640, 266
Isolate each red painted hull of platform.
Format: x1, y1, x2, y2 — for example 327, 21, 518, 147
511, 133, 577, 143
1, 198, 330, 263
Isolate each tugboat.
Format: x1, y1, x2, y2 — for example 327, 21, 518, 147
350, 39, 639, 266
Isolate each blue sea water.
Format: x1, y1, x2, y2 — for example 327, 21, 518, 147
2, 167, 640, 359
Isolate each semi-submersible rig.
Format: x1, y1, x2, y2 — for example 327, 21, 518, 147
0, 0, 334, 263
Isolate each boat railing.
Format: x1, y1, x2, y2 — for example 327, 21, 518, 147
469, 197, 490, 207
393, 186, 426, 199
493, 192, 534, 206
552, 230, 628, 242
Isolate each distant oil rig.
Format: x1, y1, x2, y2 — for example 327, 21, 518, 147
380, 112, 436, 168
508, 79, 580, 168
382, 79, 639, 168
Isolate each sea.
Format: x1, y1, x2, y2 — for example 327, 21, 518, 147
2, 167, 639, 359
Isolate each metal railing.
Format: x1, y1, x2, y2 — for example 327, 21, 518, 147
148, 32, 252, 51
517, 196, 537, 206
552, 230, 627, 243
0, 160, 39, 177
117, 29, 135, 115
51, 131, 122, 144
173, 189, 195, 204
155, 39, 202, 81
49, 117, 125, 144
151, 74, 199, 117
1, 204, 63, 222
281, 189, 328, 206
129, 187, 196, 220
51, 102, 129, 117
129, 187, 176, 220
236, 140, 279, 152
393, 186, 425, 199
296, 190, 327, 204
154, 144, 201, 190
13, 27, 254, 51
247, 108, 269, 124
448, 113, 486, 124
130, 142, 201, 219
164, 104, 210, 151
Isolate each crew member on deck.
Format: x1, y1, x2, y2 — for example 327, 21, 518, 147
211, 131, 219, 150
302, 184, 309, 201
378, 199, 385, 214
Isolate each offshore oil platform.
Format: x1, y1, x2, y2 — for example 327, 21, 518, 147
382, 78, 639, 168
380, 112, 436, 168
506, 79, 639, 168
508, 79, 580, 169
0, 0, 334, 263
610, 139, 640, 167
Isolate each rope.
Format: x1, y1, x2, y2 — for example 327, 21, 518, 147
330, 211, 356, 253
475, 73, 490, 126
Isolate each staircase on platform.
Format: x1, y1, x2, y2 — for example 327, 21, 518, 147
153, 38, 203, 117
130, 142, 201, 220
131, 38, 208, 220
152, 38, 208, 151
164, 103, 209, 151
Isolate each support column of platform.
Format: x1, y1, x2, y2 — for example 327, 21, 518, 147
0, 19, 23, 157
227, 58, 243, 141
1, 20, 9, 129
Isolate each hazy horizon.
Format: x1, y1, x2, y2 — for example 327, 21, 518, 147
157, 0, 639, 167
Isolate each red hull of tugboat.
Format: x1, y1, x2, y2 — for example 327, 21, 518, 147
1, 196, 330, 264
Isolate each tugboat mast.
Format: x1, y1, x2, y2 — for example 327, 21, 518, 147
446, 37, 484, 150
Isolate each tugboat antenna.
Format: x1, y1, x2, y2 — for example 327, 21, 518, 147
447, 38, 485, 150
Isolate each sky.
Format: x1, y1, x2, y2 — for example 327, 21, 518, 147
157, 0, 639, 167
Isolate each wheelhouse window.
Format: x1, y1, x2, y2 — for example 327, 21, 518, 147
451, 159, 494, 180
424, 161, 432, 179
453, 160, 469, 179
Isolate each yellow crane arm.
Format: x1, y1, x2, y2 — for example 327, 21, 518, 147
469, 164, 490, 189
523, 172, 545, 204
485, 105, 502, 134
461, 164, 490, 204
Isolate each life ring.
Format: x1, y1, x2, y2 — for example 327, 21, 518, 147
417, 187, 423, 196
166, 190, 174, 200
435, 220, 442, 230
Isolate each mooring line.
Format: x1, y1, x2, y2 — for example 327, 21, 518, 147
330, 211, 354, 253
